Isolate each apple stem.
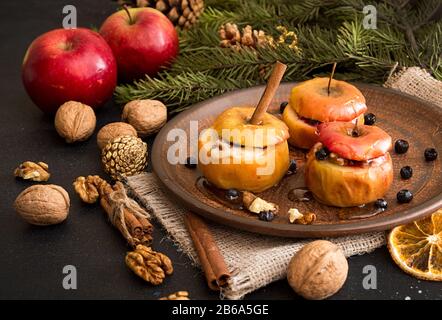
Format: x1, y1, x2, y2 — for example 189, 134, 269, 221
123, 5, 133, 25
327, 62, 337, 96
249, 61, 287, 125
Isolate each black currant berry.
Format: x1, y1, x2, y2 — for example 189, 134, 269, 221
286, 159, 297, 175
364, 113, 376, 125
315, 147, 329, 160
374, 199, 388, 211
424, 148, 438, 161
280, 101, 289, 114
258, 210, 275, 222
394, 139, 409, 154
185, 156, 197, 169
397, 189, 413, 203
400, 166, 413, 179
225, 188, 240, 201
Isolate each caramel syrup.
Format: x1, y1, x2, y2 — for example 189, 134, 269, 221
338, 207, 385, 220
195, 177, 244, 210
287, 188, 312, 202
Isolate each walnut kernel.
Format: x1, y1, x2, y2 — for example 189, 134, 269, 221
242, 191, 278, 214
295, 212, 317, 225
125, 245, 173, 285
288, 208, 303, 223
159, 291, 190, 300
14, 161, 50, 182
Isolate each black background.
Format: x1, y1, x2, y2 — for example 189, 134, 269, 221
0, 0, 440, 300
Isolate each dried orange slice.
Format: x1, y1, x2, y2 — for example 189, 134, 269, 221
388, 209, 442, 281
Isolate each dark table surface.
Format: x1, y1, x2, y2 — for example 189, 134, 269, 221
0, 0, 440, 300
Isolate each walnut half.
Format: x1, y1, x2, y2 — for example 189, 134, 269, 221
14, 161, 50, 182
125, 245, 173, 285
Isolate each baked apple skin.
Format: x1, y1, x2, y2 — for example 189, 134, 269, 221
198, 130, 289, 192
319, 122, 392, 161
282, 105, 364, 149
282, 105, 318, 149
212, 107, 289, 148
305, 143, 393, 207
290, 78, 367, 122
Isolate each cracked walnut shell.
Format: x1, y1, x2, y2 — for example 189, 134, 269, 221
55, 101, 96, 143
125, 245, 173, 285
287, 240, 348, 300
97, 122, 137, 150
13, 184, 70, 226
122, 99, 167, 137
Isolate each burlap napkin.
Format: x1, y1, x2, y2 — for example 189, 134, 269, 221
125, 67, 441, 300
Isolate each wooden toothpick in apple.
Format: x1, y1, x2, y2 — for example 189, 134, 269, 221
352, 118, 360, 137
327, 62, 337, 96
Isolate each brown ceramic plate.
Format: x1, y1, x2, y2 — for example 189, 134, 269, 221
151, 83, 442, 238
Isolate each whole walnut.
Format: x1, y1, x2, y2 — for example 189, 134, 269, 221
14, 184, 70, 226
97, 122, 137, 149
287, 240, 348, 300
122, 99, 167, 137
54, 101, 96, 143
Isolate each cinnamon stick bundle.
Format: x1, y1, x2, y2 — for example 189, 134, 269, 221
184, 212, 230, 290
73, 175, 153, 247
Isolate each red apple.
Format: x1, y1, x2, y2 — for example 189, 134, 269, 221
22, 28, 117, 114
99, 7, 179, 82
318, 122, 392, 161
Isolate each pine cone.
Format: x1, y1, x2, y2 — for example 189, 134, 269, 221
219, 23, 275, 50
101, 135, 148, 180
115, 0, 204, 29
219, 23, 300, 53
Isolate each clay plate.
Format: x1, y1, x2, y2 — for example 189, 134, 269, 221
151, 83, 442, 237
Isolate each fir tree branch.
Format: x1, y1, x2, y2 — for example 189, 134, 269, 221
115, 71, 257, 113
113, 0, 442, 112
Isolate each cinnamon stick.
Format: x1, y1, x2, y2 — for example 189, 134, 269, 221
249, 61, 287, 125
139, 218, 153, 235
184, 212, 230, 291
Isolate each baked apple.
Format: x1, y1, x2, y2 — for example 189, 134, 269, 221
283, 77, 367, 149
198, 107, 290, 192
304, 122, 393, 207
